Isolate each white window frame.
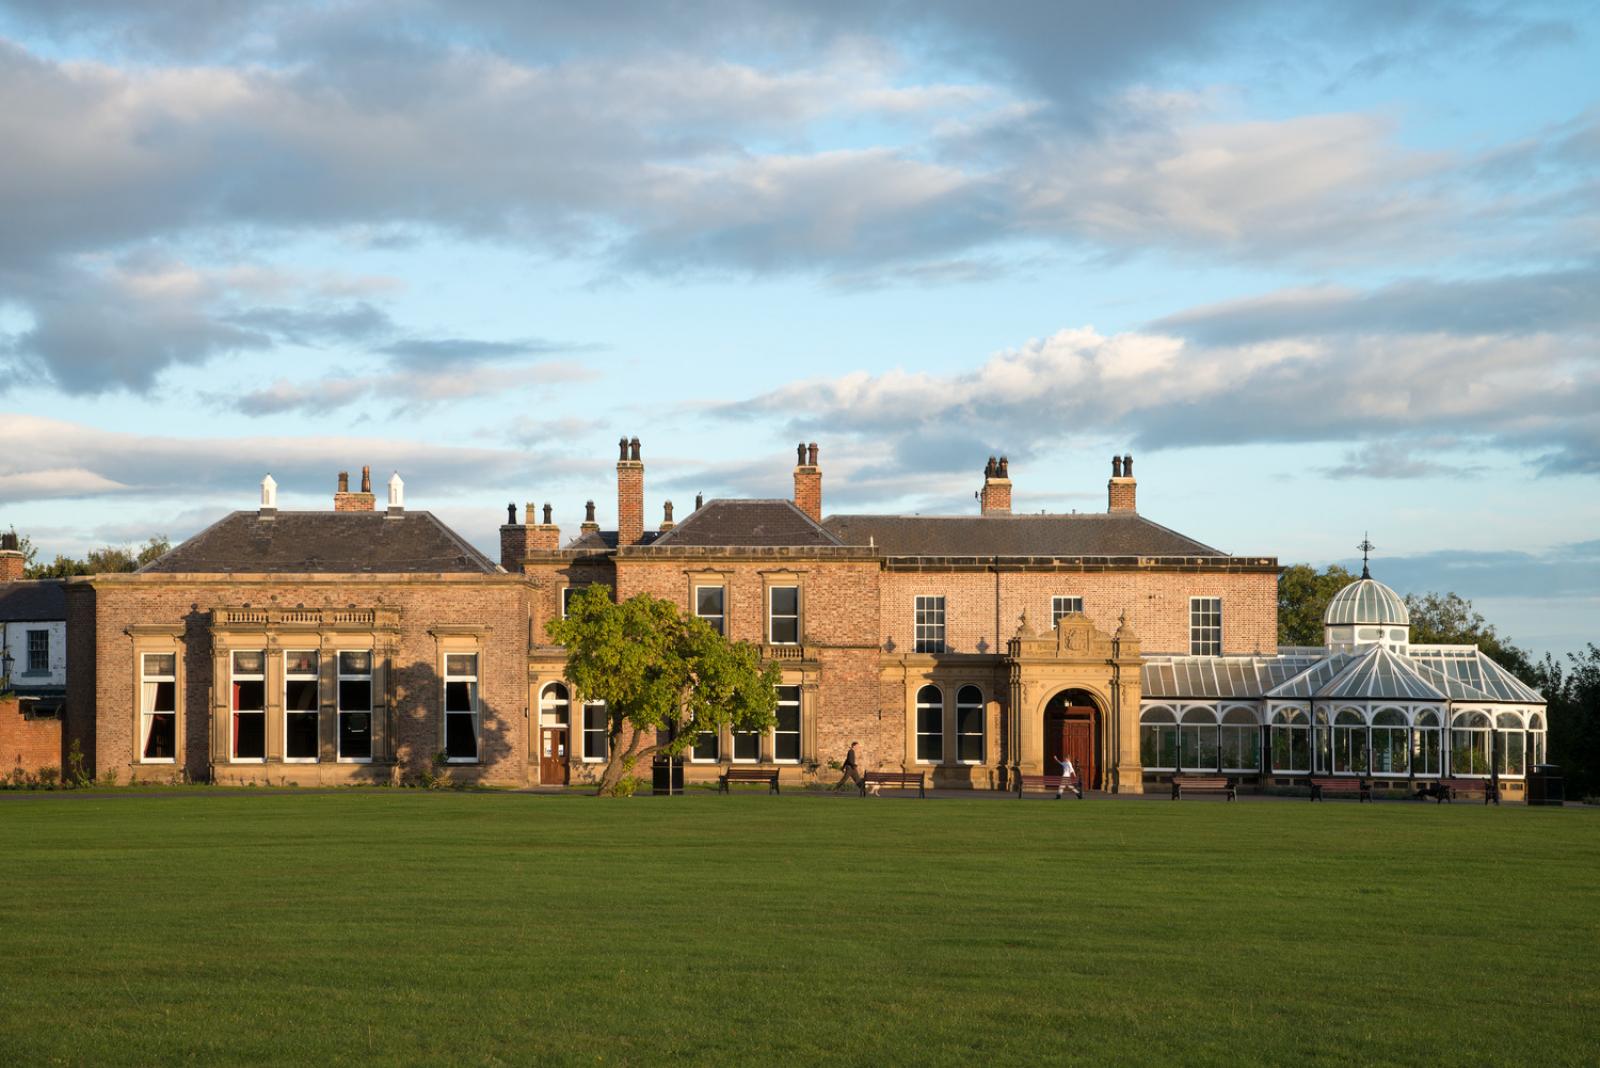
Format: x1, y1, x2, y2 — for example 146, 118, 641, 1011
139, 652, 178, 765
1413, 710, 1443, 777
538, 682, 570, 727
773, 685, 801, 764
1178, 706, 1219, 771
336, 650, 374, 764
1189, 597, 1222, 656
915, 684, 944, 764
1331, 708, 1368, 775
560, 585, 584, 619
230, 649, 267, 764
1268, 707, 1310, 773
1140, 707, 1178, 771
694, 584, 726, 636
731, 726, 761, 763
1370, 707, 1409, 777
914, 596, 946, 654
955, 685, 984, 764
1219, 706, 1259, 772
767, 585, 800, 645
1450, 710, 1493, 777
1050, 596, 1083, 628
283, 649, 321, 764
443, 652, 480, 764
581, 700, 608, 762
690, 727, 720, 763
26, 629, 48, 673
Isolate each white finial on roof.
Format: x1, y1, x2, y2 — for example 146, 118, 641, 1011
388, 471, 404, 509
261, 473, 278, 509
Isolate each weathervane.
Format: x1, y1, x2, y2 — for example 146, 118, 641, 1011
1357, 533, 1375, 579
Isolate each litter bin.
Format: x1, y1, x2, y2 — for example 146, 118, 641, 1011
1527, 764, 1564, 806
651, 757, 684, 795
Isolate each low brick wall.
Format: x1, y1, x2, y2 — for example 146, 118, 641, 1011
2, 696, 64, 776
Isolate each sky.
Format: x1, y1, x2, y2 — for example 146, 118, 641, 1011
0, 1, 1596, 657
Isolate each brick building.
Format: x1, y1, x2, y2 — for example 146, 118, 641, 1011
62, 440, 1544, 794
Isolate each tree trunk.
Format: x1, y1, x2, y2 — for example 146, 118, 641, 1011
595, 724, 655, 796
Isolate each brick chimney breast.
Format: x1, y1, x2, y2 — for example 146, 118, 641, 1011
0, 531, 22, 582
1108, 453, 1137, 513
335, 464, 376, 512
980, 455, 1012, 516
617, 436, 645, 546
793, 442, 822, 522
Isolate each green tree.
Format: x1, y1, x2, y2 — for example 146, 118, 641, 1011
546, 584, 780, 796
1531, 646, 1600, 798
1404, 591, 1535, 680
25, 535, 170, 579
1277, 563, 1356, 646
5, 526, 39, 570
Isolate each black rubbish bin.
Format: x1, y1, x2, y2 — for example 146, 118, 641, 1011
651, 757, 684, 795
1527, 764, 1564, 806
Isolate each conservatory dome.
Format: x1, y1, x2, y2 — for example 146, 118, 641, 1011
1324, 577, 1410, 627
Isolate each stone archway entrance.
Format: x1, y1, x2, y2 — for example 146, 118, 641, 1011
1044, 690, 1101, 790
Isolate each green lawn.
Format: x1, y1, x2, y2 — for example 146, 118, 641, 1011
1, 792, 1596, 1066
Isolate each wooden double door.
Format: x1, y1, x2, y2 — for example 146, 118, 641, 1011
1044, 699, 1099, 790
540, 728, 569, 785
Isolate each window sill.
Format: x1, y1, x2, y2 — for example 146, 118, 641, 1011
231, 759, 266, 765
337, 758, 374, 765
139, 759, 176, 765
284, 758, 320, 764
445, 758, 480, 765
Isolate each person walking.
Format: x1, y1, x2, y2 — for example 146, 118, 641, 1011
1056, 755, 1081, 799
836, 741, 865, 791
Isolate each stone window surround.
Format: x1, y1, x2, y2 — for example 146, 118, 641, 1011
433, 625, 488, 765
128, 623, 185, 766
206, 606, 401, 768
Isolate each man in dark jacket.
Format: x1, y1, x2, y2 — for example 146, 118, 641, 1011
836, 741, 865, 791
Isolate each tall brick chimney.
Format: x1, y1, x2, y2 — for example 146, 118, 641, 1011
1108, 453, 1136, 513
533, 502, 561, 551
0, 531, 23, 582
793, 442, 822, 522
616, 436, 644, 546
499, 502, 531, 569
581, 500, 600, 539
335, 465, 376, 511
979, 456, 1012, 516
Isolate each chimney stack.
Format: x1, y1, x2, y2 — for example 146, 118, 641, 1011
1108, 453, 1137, 513
500, 502, 529, 569
980, 455, 1012, 516
0, 531, 23, 582
660, 500, 675, 531
259, 474, 278, 520
617, 436, 644, 546
335, 464, 376, 511
793, 441, 822, 522
534, 502, 561, 551
581, 500, 600, 538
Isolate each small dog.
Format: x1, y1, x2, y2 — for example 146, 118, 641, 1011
865, 782, 882, 796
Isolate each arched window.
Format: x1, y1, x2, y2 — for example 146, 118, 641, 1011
1179, 706, 1219, 772
1140, 707, 1178, 771
915, 685, 943, 764
1220, 707, 1259, 771
956, 686, 984, 764
1413, 709, 1442, 776
1529, 712, 1546, 765
539, 682, 570, 726
1496, 711, 1527, 777
1451, 711, 1492, 776
1332, 708, 1368, 775
1270, 707, 1310, 773
1371, 708, 1408, 776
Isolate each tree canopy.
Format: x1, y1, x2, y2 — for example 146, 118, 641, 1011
546, 584, 779, 795
1277, 563, 1357, 646
22, 535, 171, 579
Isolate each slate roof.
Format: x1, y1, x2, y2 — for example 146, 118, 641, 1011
0, 581, 67, 621
138, 512, 500, 574
822, 512, 1225, 557
565, 529, 663, 550
647, 500, 843, 549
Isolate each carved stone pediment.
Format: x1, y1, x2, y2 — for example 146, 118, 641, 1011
1008, 612, 1118, 664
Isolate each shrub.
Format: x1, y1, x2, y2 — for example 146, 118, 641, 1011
36, 766, 60, 789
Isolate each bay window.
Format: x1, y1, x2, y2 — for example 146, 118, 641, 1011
338, 651, 373, 762
774, 686, 801, 763
231, 650, 266, 762
956, 685, 984, 763
284, 650, 320, 762
915, 685, 943, 763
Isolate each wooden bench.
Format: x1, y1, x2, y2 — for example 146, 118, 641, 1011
1309, 777, 1371, 802
718, 767, 779, 794
861, 770, 926, 797
1170, 774, 1236, 801
1017, 774, 1083, 799
1438, 778, 1499, 805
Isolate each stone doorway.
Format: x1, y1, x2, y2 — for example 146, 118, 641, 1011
1044, 690, 1101, 790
